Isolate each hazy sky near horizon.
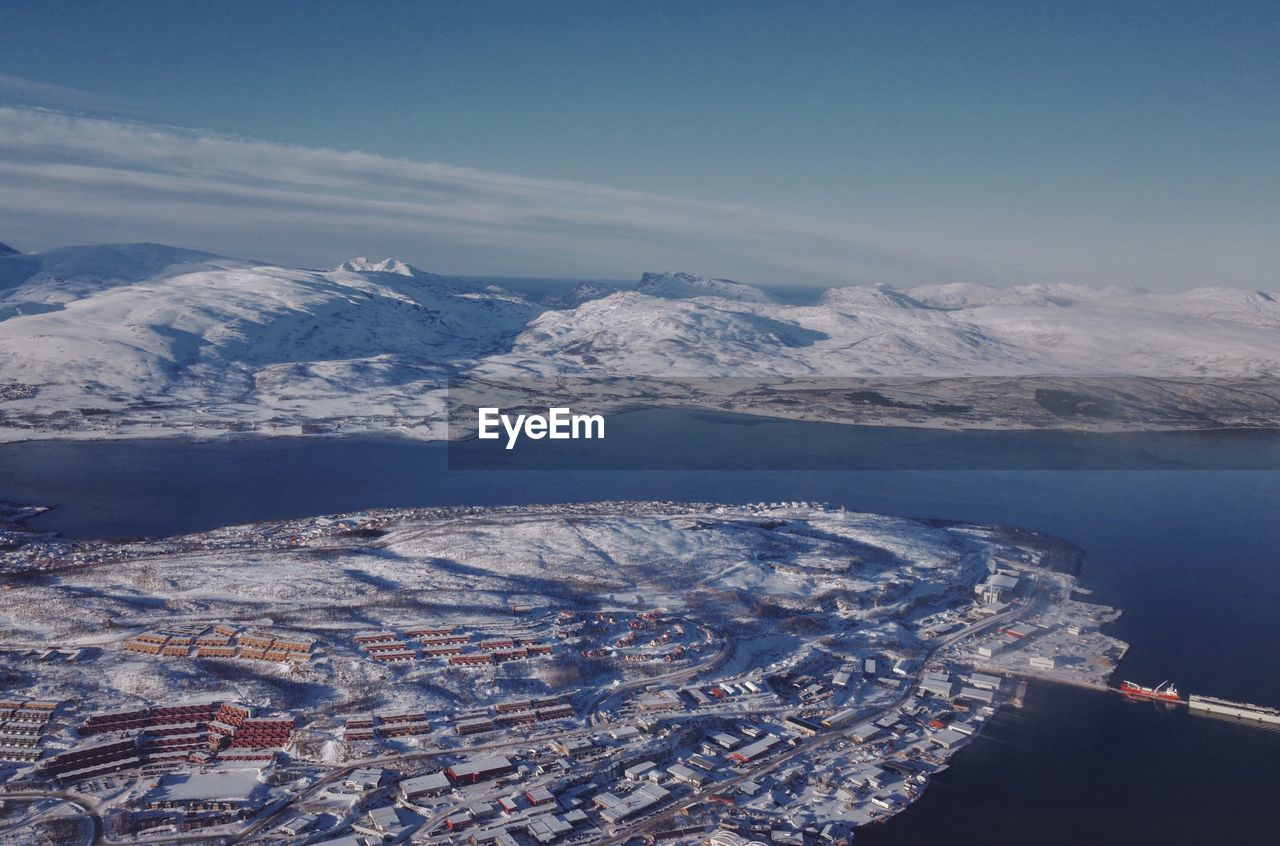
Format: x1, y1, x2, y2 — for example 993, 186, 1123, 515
1, 1, 1277, 289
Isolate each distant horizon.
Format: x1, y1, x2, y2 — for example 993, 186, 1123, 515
1, 104, 1275, 293
6, 235, 1278, 298
2, 2, 1278, 290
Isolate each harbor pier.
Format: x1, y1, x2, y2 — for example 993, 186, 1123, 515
1187, 694, 1280, 726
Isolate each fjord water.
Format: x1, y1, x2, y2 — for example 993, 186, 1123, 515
2, 419, 1279, 844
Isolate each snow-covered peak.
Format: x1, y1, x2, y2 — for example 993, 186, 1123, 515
0, 243, 548, 442
0, 242, 19, 257
818, 284, 934, 311
902, 282, 1123, 310
636, 271, 776, 303
1136, 286, 1280, 329
481, 275, 1280, 380
336, 256, 419, 277
0, 242, 231, 293
542, 280, 620, 309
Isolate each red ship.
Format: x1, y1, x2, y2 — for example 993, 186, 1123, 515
1119, 680, 1182, 703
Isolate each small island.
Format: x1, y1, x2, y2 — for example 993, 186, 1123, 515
0, 501, 1127, 844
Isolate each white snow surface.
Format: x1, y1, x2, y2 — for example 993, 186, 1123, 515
634, 271, 777, 303
334, 256, 419, 277
0, 244, 539, 437
484, 281, 1280, 378
2, 503, 1012, 714
2, 242, 1278, 440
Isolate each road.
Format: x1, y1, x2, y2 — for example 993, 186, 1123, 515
594, 590, 1032, 844
0, 789, 103, 843
236, 585, 1031, 845
583, 623, 731, 723
227, 714, 627, 844
64, 575, 1035, 846
234, 636, 729, 842
231, 618, 729, 842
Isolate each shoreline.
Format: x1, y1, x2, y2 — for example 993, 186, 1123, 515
3, 408, 1280, 449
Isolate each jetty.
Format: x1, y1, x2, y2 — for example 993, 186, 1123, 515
1187, 694, 1280, 726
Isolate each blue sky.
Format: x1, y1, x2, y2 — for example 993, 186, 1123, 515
1, 1, 1276, 288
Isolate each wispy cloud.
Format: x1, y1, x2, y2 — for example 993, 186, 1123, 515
0, 106, 959, 283
0, 75, 138, 115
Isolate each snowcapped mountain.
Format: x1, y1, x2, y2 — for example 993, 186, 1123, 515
898, 281, 1120, 310
0, 242, 227, 294
335, 256, 419, 277
480, 278, 1280, 379
541, 280, 622, 309
635, 271, 776, 303
1, 242, 1278, 440
484, 291, 831, 377
0, 244, 539, 439
0, 242, 20, 258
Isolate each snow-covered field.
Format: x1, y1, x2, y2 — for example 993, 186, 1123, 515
1, 502, 1027, 717
0, 244, 535, 441
2, 241, 1278, 441
482, 277, 1280, 379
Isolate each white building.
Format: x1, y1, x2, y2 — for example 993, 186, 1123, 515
399, 770, 451, 801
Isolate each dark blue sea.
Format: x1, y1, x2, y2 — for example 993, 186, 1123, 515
2, 414, 1278, 844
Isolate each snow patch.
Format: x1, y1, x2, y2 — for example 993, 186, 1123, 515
636, 271, 777, 303
336, 256, 420, 277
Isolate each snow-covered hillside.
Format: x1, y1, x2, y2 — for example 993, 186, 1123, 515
0, 244, 539, 439
2, 500, 1036, 714
334, 256, 418, 277
482, 281, 1280, 379
1, 241, 1278, 440
0, 242, 228, 295
635, 271, 776, 303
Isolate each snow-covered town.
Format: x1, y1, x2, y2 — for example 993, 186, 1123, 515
3, 7, 1277, 844
0, 500, 1128, 844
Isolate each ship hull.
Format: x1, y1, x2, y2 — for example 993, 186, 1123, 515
1120, 690, 1181, 703
1119, 682, 1181, 703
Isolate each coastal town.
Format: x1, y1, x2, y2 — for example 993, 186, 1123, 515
0, 500, 1129, 844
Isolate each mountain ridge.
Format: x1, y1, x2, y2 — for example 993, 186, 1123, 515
2, 241, 1279, 440
335, 256, 421, 277
636, 271, 776, 303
